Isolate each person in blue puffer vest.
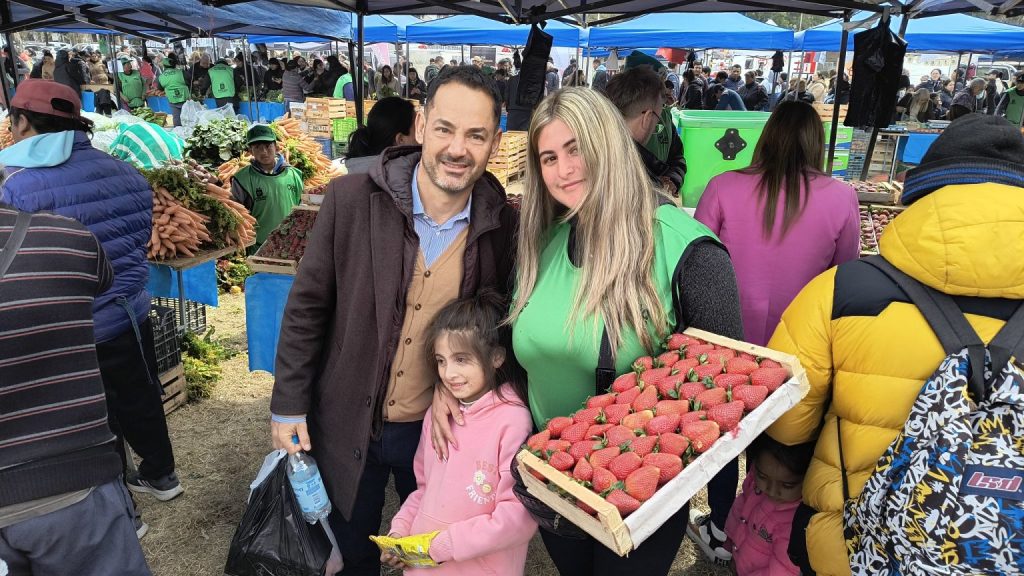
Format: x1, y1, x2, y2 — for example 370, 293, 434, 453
0, 80, 183, 537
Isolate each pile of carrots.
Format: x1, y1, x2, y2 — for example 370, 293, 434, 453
216, 117, 345, 191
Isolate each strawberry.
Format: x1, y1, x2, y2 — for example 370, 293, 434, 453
645, 413, 681, 436
678, 381, 708, 401
708, 400, 745, 432
706, 348, 737, 364
526, 430, 550, 452
673, 357, 700, 373
656, 352, 680, 368
605, 489, 641, 517
606, 425, 637, 447
626, 434, 658, 457
656, 374, 686, 399
639, 367, 673, 390
586, 423, 614, 439
587, 393, 617, 409
737, 352, 758, 362
685, 344, 716, 359
548, 451, 575, 471
573, 407, 606, 425
726, 357, 759, 376
751, 367, 789, 392
758, 358, 783, 369
624, 465, 660, 501
714, 373, 749, 390
733, 384, 769, 412
695, 387, 728, 409
591, 466, 618, 493
545, 439, 572, 454
603, 404, 631, 425
547, 416, 574, 438
657, 433, 690, 457
631, 386, 659, 412
655, 399, 689, 416
679, 410, 707, 425
609, 452, 643, 480
529, 469, 547, 482
577, 499, 597, 516
632, 356, 655, 373
615, 386, 643, 406
643, 453, 684, 485
665, 333, 695, 351
611, 372, 638, 393
688, 362, 724, 381
681, 420, 720, 453
560, 422, 590, 443
589, 446, 621, 469
621, 409, 654, 431
572, 457, 594, 482
570, 440, 596, 461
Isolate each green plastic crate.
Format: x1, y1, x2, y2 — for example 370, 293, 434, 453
332, 118, 358, 143
676, 110, 772, 208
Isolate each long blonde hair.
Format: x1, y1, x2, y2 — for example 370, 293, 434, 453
507, 87, 667, 357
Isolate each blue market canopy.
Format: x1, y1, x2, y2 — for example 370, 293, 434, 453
2, 0, 352, 41
588, 13, 794, 50
795, 12, 1024, 53
357, 14, 420, 43
405, 15, 582, 48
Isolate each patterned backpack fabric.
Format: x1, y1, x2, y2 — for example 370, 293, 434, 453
841, 256, 1024, 575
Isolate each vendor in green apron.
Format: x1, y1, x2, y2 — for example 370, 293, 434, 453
624, 51, 687, 197
230, 124, 303, 250
117, 58, 146, 110
209, 59, 239, 113
157, 54, 192, 127
332, 64, 355, 100
996, 71, 1024, 127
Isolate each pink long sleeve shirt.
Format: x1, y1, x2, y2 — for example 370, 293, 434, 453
725, 464, 801, 576
388, 385, 537, 576
695, 170, 860, 346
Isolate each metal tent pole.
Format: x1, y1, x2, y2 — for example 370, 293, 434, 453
110, 35, 120, 109
859, 12, 910, 181
5, 32, 17, 88
826, 11, 851, 175
347, 40, 357, 103
460, 45, 464, 65
405, 41, 411, 97
355, 12, 365, 126
966, 52, 973, 78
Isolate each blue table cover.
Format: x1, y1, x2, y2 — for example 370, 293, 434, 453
240, 101, 287, 122
245, 273, 295, 374
146, 96, 173, 114
147, 260, 219, 307
898, 132, 940, 165
82, 90, 95, 113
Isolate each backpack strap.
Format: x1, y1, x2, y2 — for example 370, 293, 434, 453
987, 301, 1024, 372
862, 255, 987, 400
0, 211, 31, 280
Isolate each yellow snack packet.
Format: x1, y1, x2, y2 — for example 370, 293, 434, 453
369, 531, 440, 568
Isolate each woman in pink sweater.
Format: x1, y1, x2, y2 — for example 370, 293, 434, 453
383, 293, 536, 575
688, 101, 859, 567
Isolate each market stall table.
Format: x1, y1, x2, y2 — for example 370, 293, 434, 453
149, 243, 252, 334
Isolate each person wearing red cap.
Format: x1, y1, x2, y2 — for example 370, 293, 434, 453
0, 79, 183, 533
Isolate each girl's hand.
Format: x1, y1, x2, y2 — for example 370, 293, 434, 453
380, 551, 409, 570
430, 385, 462, 461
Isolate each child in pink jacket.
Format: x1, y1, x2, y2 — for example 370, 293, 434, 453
383, 293, 537, 575
725, 435, 816, 576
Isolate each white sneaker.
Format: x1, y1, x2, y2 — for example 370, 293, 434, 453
686, 510, 732, 566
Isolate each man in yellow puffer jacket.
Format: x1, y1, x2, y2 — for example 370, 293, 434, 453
766, 114, 1024, 576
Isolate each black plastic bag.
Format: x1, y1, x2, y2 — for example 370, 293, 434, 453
510, 457, 589, 539
224, 457, 332, 576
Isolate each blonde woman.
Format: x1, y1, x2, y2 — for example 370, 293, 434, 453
509, 87, 744, 574
896, 87, 937, 122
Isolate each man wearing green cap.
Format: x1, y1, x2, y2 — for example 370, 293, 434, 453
624, 50, 687, 196
117, 58, 146, 110
230, 125, 303, 248
209, 58, 238, 112
157, 54, 192, 127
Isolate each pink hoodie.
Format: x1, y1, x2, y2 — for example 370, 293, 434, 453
724, 464, 801, 576
388, 384, 537, 576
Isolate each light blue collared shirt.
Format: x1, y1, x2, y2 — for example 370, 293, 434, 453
411, 162, 472, 268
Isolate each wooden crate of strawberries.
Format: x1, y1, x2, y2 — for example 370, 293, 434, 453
515, 328, 809, 556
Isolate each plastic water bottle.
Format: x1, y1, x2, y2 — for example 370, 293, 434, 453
286, 435, 332, 524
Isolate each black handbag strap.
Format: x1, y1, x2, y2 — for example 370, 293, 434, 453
595, 329, 615, 396
0, 211, 31, 281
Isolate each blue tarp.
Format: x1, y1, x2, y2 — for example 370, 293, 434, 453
405, 15, 583, 48
795, 12, 1024, 53
245, 273, 294, 374
359, 15, 421, 43
588, 13, 794, 50
147, 261, 219, 307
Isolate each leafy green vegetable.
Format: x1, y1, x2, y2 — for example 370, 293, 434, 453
284, 140, 316, 181
185, 118, 249, 168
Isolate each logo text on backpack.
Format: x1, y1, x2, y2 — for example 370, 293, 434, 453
962, 465, 1024, 501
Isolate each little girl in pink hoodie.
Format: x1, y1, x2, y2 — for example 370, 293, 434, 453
382, 292, 537, 575
724, 435, 816, 576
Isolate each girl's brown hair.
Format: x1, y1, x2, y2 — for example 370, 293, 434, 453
423, 290, 526, 406
742, 100, 825, 239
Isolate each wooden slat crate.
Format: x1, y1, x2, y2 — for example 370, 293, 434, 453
345, 99, 376, 121
246, 256, 299, 275
306, 119, 333, 139
305, 97, 347, 120
516, 328, 809, 556
813, 103, 848, 122
487, 131, 528, 187
160, 364, 187, 415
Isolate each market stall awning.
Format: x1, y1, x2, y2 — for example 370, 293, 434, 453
588, 13, 794, 50
404, 14, 582, 48
794, 11, 1024, 52
357, 14, 420, 43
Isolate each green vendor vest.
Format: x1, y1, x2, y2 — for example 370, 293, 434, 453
643, 106, 675, 163
208, 64, 236, 99
333, 73, 353, 99
160, 68, 189, 104
1005, 89, 1024, 126
119, 72, 145, 108
233, 163, 303, 245
512, 204, 718, 429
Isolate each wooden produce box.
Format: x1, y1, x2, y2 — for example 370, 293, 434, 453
161, 363, 187, 415
344, 99, 376, 121
306, 119, 333, 139
246, 255, 298, 275
487, 131, 528, 188
813, 103, 848, 122
515, 328, 810, 556
305, 97, 347, 120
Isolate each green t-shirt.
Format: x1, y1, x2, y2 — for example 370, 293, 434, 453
232, 163, 303, 245
208, 64, 236, 99
159, 68, 189, 104
333, 73, 353, 99
1005, 89, 1024, 126
511, 205, 717, 429
119, 72, 145, 108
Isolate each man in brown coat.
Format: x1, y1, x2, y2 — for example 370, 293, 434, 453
269, 65, 518, 575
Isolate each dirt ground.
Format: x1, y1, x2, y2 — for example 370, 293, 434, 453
138, 292, 731, 576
